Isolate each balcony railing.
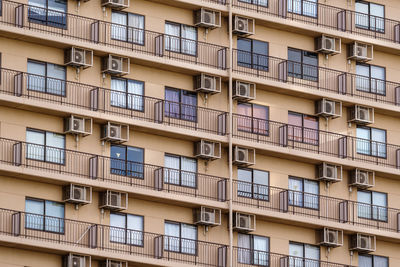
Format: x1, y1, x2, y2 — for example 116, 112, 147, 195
0, 0, 227, 70
233, 113, 400, 170
0, 137, 227, 202
0, 208, 226, 266
232, 179, 400, 233
232, 0, 400, 45
233, 50, 400, 107
0, 67, 228, 135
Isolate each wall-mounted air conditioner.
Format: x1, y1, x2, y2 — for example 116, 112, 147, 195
315, 35, 341, 55
233, 146, 255, 166
62, 253, 91, 267
99, 190, 128, 211
64, 47, 93, 68
194, 8, 221, 29
102, 54, 130, 76
233, 15, 255, 35
233, 80, 256, 101
101, 0, 129, 9
101, 122, 129, 143
100, 259, 128, 267
347, 42, 373, 62
63, 184, 92, 205
318, 227, 343, 247
194, 73, 222, 94
195, 139, 221, 160
193, 206, 221, 226
349, 169, 375, 188
350, 233, 376, 253
64, 115, 92, 136
348, 105, 374, 125
317, 162, 342, 183
315, 98, 342, 118
233, 212, 256, 232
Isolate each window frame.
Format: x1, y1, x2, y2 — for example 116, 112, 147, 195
238, 233, 270, 266
110, 144, 145, 179
164, 87, 198, 123
358, 190, 388, 222
237, 168, 270, 201
110, 77, 145, 112
25, 197, 65, 234
289, 241, 321, 265
288, 111, 319, 146
238, 0, 268, 8
287, 48, 319, 82
109, 212, 144, 247
237, 103, 270, 136
164, 153, 198, 189
26, 128, 66, 165
359, 254, 389, 267
288, 176, 320, 210
164, 220, 198, 256
165, 21, 198, 57
356, 126, 387, 159
27, 59, 67, 97
287, 0, 318, 18
110, 11, 146, 46
237, 37, 269, 71
28, 0, 68, 29
355, 63, 386, 96
355, 0, 385, 33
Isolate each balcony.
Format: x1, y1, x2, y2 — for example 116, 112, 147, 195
233, 50, 400, 109
233, 114, 400, 171
232, 179, 400, 234
0, 67, 228, 137
0, 0, 227, 71
231, 0, 400, 47
0, 137, 227, 203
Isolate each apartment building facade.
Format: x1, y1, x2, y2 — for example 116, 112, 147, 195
0, 0, 400, 266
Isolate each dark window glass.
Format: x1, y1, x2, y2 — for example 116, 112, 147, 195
288, 48, 318, 82
288, 112, 319, 145
356, 63, 386, 95
237, 168, 269, 201
358, 190, 388, 221
110, 145, 144, 178
288, 0, 317, 18
355, 1, 385, 32
25, 198, 64, 233
237, 103, 269, 135
237, 38, 269, 71
111, 11, 145, 45
356, 126, 386, 158
165, 87, 197, 122
288, 177, 319, 210
28, 0, 67, 28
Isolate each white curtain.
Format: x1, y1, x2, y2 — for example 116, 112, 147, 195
253, 170, 269, 200
371, 128, 386, 158
304, 180, 318, 209
111, 12, 127, 41
127, 215, 143, 245
46, 132, 65, 164
289, 178, 303, 207
26, 130, 45, 161
356, 64, 370, 93
253, 236, 269, 266
181, 157, 196, 188
164, 223, 180, 252
358, 191, 372, 219
110, 213, 126, 243
111, 78, 127, 108
45, 200, 64, 233
127, 80, 144, 111
181, 25, 197, 56
46, 63, 65, 96
289, 243, 304, 267
287, 0, 301, 14
370, 66, 385, 95
372, 192, 387, 221
27, 61, 45, 92
164, 155, 180, 185
304, 245, 319, 267
181, 224, 196, 254
128, 14, 144, 45
165, 23, 180, 52
25, 199, 44, 230
370, 3, 384, 32
238, 234, 251, 264
238, 169, 252, 198
356, 127, 370, 155
374, 256, 388, 267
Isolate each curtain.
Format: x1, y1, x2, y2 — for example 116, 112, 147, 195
181, 91, 197, 122
304, 180, 318, 209
181, 25, 197, 56
253, 236, 269, 266
289, 243, 304, 267
26, 130, 45, 161
237, 169, 252, 198
371, 128, 386, 158
111, 12, 127, 41
253, 170, 269, 200
356, 127, 371, 155
253, 105, 269, 135
128, 14, 145, 45
359, 255, 372, 267
164, 222, 180, 252
181, 157, 196, 188
127, 80, 144, 111
25, 199, 44, 230
46, 63, 66, 96
27, 61, 46, 93
165, 23, 180, 53
303, 115, 318, 145
370, 65, 385, 95
289, 178, 303, 207
165, 89, 180, 119
181, 224, 196, 254
45, 132, 65, 164
288, 112, 303, 142
356, 64, 370, 92
237, 103, 252, 133
127, 215, 143, 245
238, 234, 251, 264
110, 145, 126, 176
372, 192, 387, 221
358, 191, 372, 219
111, 78, 127, 108
164, 155, 180, 185
110, 213, 126, 243
257, 0, 268, 7
45, 200, 64, 233
374, 256, 388, 267
302, 0, 317, 18
127, 146, 144, 178
370, 3, 384, 32
304, 244, 320, 267
355, 2, 369, 29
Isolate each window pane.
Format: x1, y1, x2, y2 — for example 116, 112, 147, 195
372, 192, 387, 221
287, 0, 302, 15
181, 224, 197, 254
253, 105, 269, 135
356, 64, 371, 92
25, 199, 44, 230
302, 51, 318, 81
45, 200, 64, 233
128, 14, 145, 44
181, 157, 197, 188
164, 222, 180, 252
238, 169, 252, 198
26, 130, 45, 161
355, 2, 369, 29
127, 80, 144, 111
45, 132, 65, 164
110, 213, 126, 243
253, 236, 269, 266
289, 243, 304, 267
164, 155, 180, 185
127, 215, 143, 245
370, 66, 385, 95
288, 112, 302, 142
111, 145, 127, 176
304, 180, 319, 209
237, 38, 252, 68
303, 115, 318, 145
181, 90, 197, 122
358, 191, 372, 219
374, 256, 388, 267
303, 0, 317, 17
289, 178, 303, 207
253, 170, 269, 200
371, 128, 386, 158
111, 78, 127, 108
127, 147, 144, 178
27, 61, 46, 92
237, 103, 252, 132
165, 88, 180, 119
253, 40, 269, 70
181, 25, 197, 56
111, 12, 127, 41
370, 4, 384, 32
46, 63, 65, 96
359, 255, 372, 267
238, 234, 251, 264
305, 244, 320, 267
356, 127, 371, 155
165, 23, 181, 52
288, 49, 302, 79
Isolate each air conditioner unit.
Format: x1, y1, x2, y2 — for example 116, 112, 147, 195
99, 190, 127, 210
233, 16, 254, 35
102, 55, 130, 75
100, 259, 127, 267
64, 115, 92, 136
63, 184, 91, 205
233, 146, 255, 166
194, 74, 221, 94
194, 8, 221, 28
316, 99, 340, 118
233, 212, 255, 232
318, 228, 343, 247
195, 140, 221, 160
349, 169, 374, 188
348, 42, 373, 62
101, 0, 128, 9
317, 162, 342, 182
315, 35, 341, 55
350, 234, 376, 253
101, 122, 128, 143
233, 81, 255, 101
348, 105, 373, 125
194, 207, 221, 226
63, 253, 90, 267
64, 47, 93, 68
